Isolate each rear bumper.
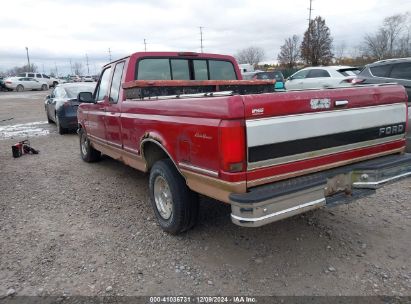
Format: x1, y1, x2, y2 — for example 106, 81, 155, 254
230, 153, 411, 227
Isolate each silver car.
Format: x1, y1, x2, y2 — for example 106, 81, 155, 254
285, 66, 361, 90
4, 77, 48, 92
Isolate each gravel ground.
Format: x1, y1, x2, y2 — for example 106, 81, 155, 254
0, 90, 410, 297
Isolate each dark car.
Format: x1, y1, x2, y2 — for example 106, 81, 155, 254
242, 71, 285, 90
0, 76, 7, 91
355, 58, 411, 151
45, 83, 96, 134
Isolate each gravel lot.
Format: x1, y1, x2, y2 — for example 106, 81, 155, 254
0, 90, 410, 297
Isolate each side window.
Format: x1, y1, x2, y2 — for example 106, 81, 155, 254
36, 73, 42, 78
307, 69, 330, 78
42, 74, 50, 79
209, 60, 237, 80
389, 63, 411, 80
109, 61, 125, 103
370, 64, 391, 77
28, 73, 35, 77
291, 69, 310, 80
137, 59, 171, 80
96, 67, 112, 101
170, 59, 190, 80
193, 60, 208, 80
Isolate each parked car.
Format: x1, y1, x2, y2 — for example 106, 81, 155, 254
0, 76, 8, 91
354, 58, 411, 152
82, 75, 93, 82
69, 75, 81, 82
285, 66, 361, 90
17, 72, 59, 87
45, 83, 96, 134
354, 58, 411, 104
253, 71, 285, 90
4, 77, 48, 92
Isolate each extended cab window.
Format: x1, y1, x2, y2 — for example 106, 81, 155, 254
138, 59, 171, 80
209, 60, 236, 80
96, 67, 112, 100
193, 60, 208, 80
42, 74, 50, 79
36, 73, 42, 78
28, 73, 35, 77
136, 58, 237, 80
389, 63, 411, 80
109, 61, 125, 103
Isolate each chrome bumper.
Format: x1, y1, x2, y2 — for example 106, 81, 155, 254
230, 153, 411, 227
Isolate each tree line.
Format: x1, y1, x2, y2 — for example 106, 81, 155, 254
236, 12, 410, 69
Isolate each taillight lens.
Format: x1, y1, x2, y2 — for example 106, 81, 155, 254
5, 81, 12, 84
350, 78, 365, 84
219, 120, 246, 172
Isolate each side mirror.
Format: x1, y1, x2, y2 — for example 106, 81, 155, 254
46, 95, 51, 99
77, 92, 94, 103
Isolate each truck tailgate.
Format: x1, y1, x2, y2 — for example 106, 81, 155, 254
242, 84, 408, 188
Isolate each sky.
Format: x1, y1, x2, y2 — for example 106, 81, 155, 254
0, 0, 410, 76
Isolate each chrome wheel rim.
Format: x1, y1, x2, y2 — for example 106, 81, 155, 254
153, 176, 173, 220
81, 134, 88, 156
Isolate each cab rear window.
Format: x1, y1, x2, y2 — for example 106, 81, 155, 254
136, 58, 237, 80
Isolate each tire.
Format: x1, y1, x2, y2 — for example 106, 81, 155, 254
55, 115, 66, 135
79, 128, 101, 162
16, 85, 24, 92
41, 84, 48, 91
46, 108, 53, 123
149, 159, 199, 234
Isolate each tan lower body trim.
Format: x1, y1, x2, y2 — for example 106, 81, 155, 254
247, 147, 405, 188
181, 169, 246, 203
89, 138, 147, 172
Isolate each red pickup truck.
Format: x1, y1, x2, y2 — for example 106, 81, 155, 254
77, 51, 411, 234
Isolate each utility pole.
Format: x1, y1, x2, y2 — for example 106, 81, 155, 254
108, 48, 112, 62
54, 62, 58, 77
25, 47, 31, 72
69, 59, 73, 75
85, 54, 90, 74
307, 0, 313, 29
144, 39, 147, 52
199, 26, 204, 53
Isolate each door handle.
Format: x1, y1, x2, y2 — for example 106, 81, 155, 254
335, 100, 348, 107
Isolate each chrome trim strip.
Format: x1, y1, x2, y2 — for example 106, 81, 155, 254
335, 100, 348, 106
231, 198, 325, 223
247, 136, 405, 170
246, 103, 406, 147
178, 162, 219, 177
353, 172, 411, 189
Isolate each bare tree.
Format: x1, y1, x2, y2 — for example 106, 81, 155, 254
6, 64, 37, 76
362, 12, 410, 59
73, 62, 83, 75
300, 16, 333, 66
277, 35, 300, 68
235, 47, 265, 67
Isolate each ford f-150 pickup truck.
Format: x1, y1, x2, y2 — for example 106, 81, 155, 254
77, 51, 411, 234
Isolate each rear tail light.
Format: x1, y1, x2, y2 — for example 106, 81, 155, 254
219, 120, 246, 172
347, 78, 365, 84
63, 101, 71, 108
5, 81, 12, 84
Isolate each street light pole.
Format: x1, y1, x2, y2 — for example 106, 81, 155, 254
25, 47, 31, 72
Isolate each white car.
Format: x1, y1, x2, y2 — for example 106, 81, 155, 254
285, 66, 361, 90
4, 77, 49, 92
17, 72, 59, 88
82, 75, 93, 82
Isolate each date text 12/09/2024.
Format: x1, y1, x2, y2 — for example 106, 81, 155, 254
149, 296, 257, 303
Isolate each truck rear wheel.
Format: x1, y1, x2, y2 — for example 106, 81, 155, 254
79, 128, 101, 162
149, 159, 199, 234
